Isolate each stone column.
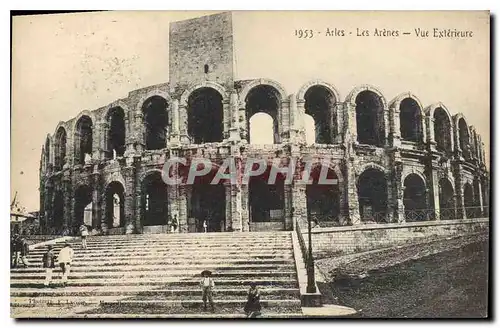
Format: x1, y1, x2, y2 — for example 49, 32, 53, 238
430, 168, 441, 220
169, 100, 181, 146
392, 107, 402, 148
228, 91, 241, 142
296, 98, 307, 142
279, 99, 290, 143
62, 173, 73, 230
134, 111, 145, 153
123, 164, 136, 233
91, 166, 102, 230
425, 115, 436, 151
454, 168, 465, 220
95, 121, 107, 161
392, 161, 404, 223
241, 183, 250, 232
178, 102, 190, 145
345, 102, 358, 144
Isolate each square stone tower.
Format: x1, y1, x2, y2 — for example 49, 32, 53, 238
169, 12, 235, 93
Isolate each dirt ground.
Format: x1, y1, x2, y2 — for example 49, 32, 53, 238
316, 233, 489, 318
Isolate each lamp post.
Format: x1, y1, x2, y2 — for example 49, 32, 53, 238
306, 213, 316, 293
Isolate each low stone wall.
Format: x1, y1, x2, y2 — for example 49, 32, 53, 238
303, 218, 489, 259
250, 222, 285, 232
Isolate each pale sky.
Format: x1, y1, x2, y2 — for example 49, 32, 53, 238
12, 11, 490, 211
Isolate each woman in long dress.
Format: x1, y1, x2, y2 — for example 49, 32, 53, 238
244, 282, 262, 318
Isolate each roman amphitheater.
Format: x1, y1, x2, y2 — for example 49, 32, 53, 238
38, 12, 489, 236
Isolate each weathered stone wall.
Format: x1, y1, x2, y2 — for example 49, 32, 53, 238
304, 218, 489, 259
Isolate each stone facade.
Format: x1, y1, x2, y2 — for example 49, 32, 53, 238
38, 12, 489, 235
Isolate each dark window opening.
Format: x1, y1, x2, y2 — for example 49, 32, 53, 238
54, 127, 67, 171
74, 116, 93, 165
142, 172, 168, 226
204, 64, 209, 74
106, 107, 126, 159
358, 168, 388, 222
304, 86, 336, 144
400, 98, 422, 142
143, 96, 168, 150
188, 87, 224, 143
433, 108, 452, 152
355, 91, 385, 146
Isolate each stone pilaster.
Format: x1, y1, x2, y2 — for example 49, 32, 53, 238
425, 115, 436, 151
228, 91, 241, 142
241, 183, 250, 232
169, 99, 181, 146
178, 102, 190, 145
392, 108, 402, 148
430, 168, 441, 220
392, 161, 404, 223
91, 166, 102, 229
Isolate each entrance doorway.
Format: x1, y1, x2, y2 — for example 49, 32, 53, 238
191, 184, 226, 232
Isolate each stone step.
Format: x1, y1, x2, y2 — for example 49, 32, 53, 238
11, 269, 297, 280
26, 248, 294, 257
13, 258, 293, 268
11, 297, 301, 308
12, 263, 295, 273
84, 231, 291, 240
24, 254, 295, 264
65, 312, 305, 319
11, 286, 300, 298
11, 278, 298, 288
29, 245, 293, 255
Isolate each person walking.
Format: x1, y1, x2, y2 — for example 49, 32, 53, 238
171, 214, 178, 233
203, 219, 208, 233
57, 243, 74, 287
17, 236, 30, 268
42, 245, 57, 287
200, 270, 215, 312
11, 234, 19, 268
79, 224, 89, 249
244, 282, 262, 318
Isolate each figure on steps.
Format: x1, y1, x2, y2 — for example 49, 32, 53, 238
42, 245, 56, 287
244, 282, 262, 318
79, 224, 89, 249
200, 270, 215, 312
57, 243, 74, 287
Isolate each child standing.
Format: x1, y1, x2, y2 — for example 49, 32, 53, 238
42, 245, 56, 287
200, 270, 215, 312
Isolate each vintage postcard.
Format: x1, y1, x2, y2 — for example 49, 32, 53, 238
10, 10, 490, 319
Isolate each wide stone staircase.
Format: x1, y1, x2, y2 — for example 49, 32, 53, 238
11, 231, 303, 318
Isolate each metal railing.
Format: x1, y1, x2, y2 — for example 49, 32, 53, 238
337, 206, 488, 225
295, 217, 316, 293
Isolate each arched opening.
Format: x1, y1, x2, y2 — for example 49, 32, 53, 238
53, 190, 64, 229
463, 183, 475, 218
74, 185, 93, 232
403, 174, 428, 221
189, 168, 226, 232
142, 96, 168, 150
304, 114, 316, 145
306, 164, 340, 226
400, 98, 423, 142
304, 85, 335, 144
355, 91, 385, 146
249, 165, 285, 227
458, 118, 471, 160
433, 108, 452, 152
54, 127, 67, 171
249, 113, 274, 145
438, 178, 455, 220
357, 168, 387, 223
142, 172, 168, 226
106, 107, 126, 159
105, 181, 125, 228
45, 137, 51, 169
246, 85, 281, 144
187, 87, 224, 144
74, 116, 93, 165
473, 179, 482, 217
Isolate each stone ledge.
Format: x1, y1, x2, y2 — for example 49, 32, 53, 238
309, 217, 489, 234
